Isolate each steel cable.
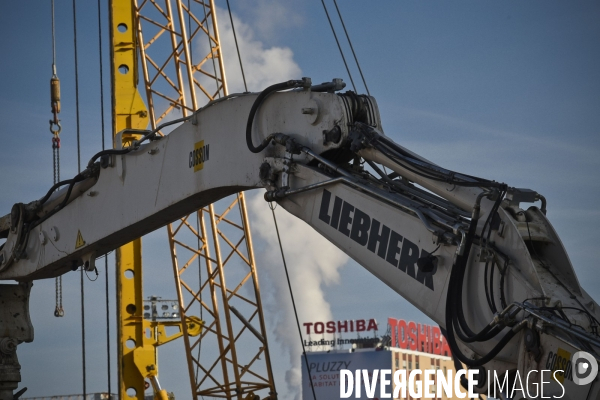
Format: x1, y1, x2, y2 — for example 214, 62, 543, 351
202, 2, 220, 98
51, 0, 56, 71
72, 0, 86, 395
268, 203, 317, 400
194, 210, 203, 386
332, 0, 370, 95
50, 0, 64, 319
319, 0, 356, 92
97, 0, 111, 394
226, 0, 247, 92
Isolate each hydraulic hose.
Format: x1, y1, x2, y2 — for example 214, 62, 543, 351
444, 190, 521, 366
453, 189, 506, 340
39, 178, 76, 205
246, 79, 308, 153
29, 172, 88, 231
446, 303, 520, 367
453, 315, 504, 343
372, 134, 505, 189
87, 148, 132, 169
57, 173, 86, 210
449, 202, 483, 333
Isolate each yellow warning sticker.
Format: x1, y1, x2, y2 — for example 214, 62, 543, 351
75, 230, 86, 249
550, 347, 571, 383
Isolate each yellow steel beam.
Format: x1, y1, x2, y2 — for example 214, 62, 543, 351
111, 2, 202, 399
110, 1, 148, 398
111, 0, 148, 134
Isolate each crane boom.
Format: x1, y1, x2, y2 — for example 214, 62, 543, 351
0, 85, 349, 280
1, 79, 599, 399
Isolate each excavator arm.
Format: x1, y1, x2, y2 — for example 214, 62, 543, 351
1, 78, 599, 399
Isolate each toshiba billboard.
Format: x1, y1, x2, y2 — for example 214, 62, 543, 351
301, 317, 451, 356
388, 318, 451, 356
303, 319, 379, 348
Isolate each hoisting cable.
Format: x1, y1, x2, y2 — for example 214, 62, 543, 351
225, 14, 279, 396
201, 1, 220, 98
50, 0, 64, 319
225, 0, 248, 93
72, 0, 86, 395
185, 2, 205, 380
96, 0, 111, 394
331, 0, 370, 96
268, 202, 318, 400
185, 2, 206, 383
226, 11, 278, 396
319, 0, 357, 92
188, 0, 192, 64
194, 212, 204, 384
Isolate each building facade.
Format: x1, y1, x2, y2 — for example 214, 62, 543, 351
301, 317, 483, 400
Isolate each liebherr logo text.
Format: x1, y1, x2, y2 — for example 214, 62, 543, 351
189, 140, 209, 172
318, 189, 434, 290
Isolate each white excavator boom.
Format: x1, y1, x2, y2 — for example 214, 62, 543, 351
1, 78, 599, 399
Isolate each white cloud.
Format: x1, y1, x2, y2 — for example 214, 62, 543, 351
248, 192, 348, 399
211, 7, 302, 93
236, 0, 304, 42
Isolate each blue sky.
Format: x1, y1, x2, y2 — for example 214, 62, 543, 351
0, 1, 599, 399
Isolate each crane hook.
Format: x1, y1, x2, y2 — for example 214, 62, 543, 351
49, 119, 62, 136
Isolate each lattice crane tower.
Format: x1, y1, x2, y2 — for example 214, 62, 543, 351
110, 1, 276, 399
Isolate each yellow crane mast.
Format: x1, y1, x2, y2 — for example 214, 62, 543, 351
109, 1, 276, 399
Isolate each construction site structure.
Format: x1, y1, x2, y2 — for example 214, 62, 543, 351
110, 1, 276, 399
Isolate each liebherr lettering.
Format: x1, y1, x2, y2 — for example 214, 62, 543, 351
318, 189, 434, 290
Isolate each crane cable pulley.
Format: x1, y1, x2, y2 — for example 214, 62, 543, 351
50, 0, 64, 318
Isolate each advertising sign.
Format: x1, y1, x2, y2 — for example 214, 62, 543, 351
301, 350, 390, 400
302, 318, 379, 350
388, 318, 451, 356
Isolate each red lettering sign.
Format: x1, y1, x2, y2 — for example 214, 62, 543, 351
356, 319, 366, 332
388, 318, 398, 347
314, 322, 324, 334
326, 321, 335, 333
408, 321, 417, 351
304, 322, 313, 335
433, 327, 442, 355
389, 318, 452, 357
